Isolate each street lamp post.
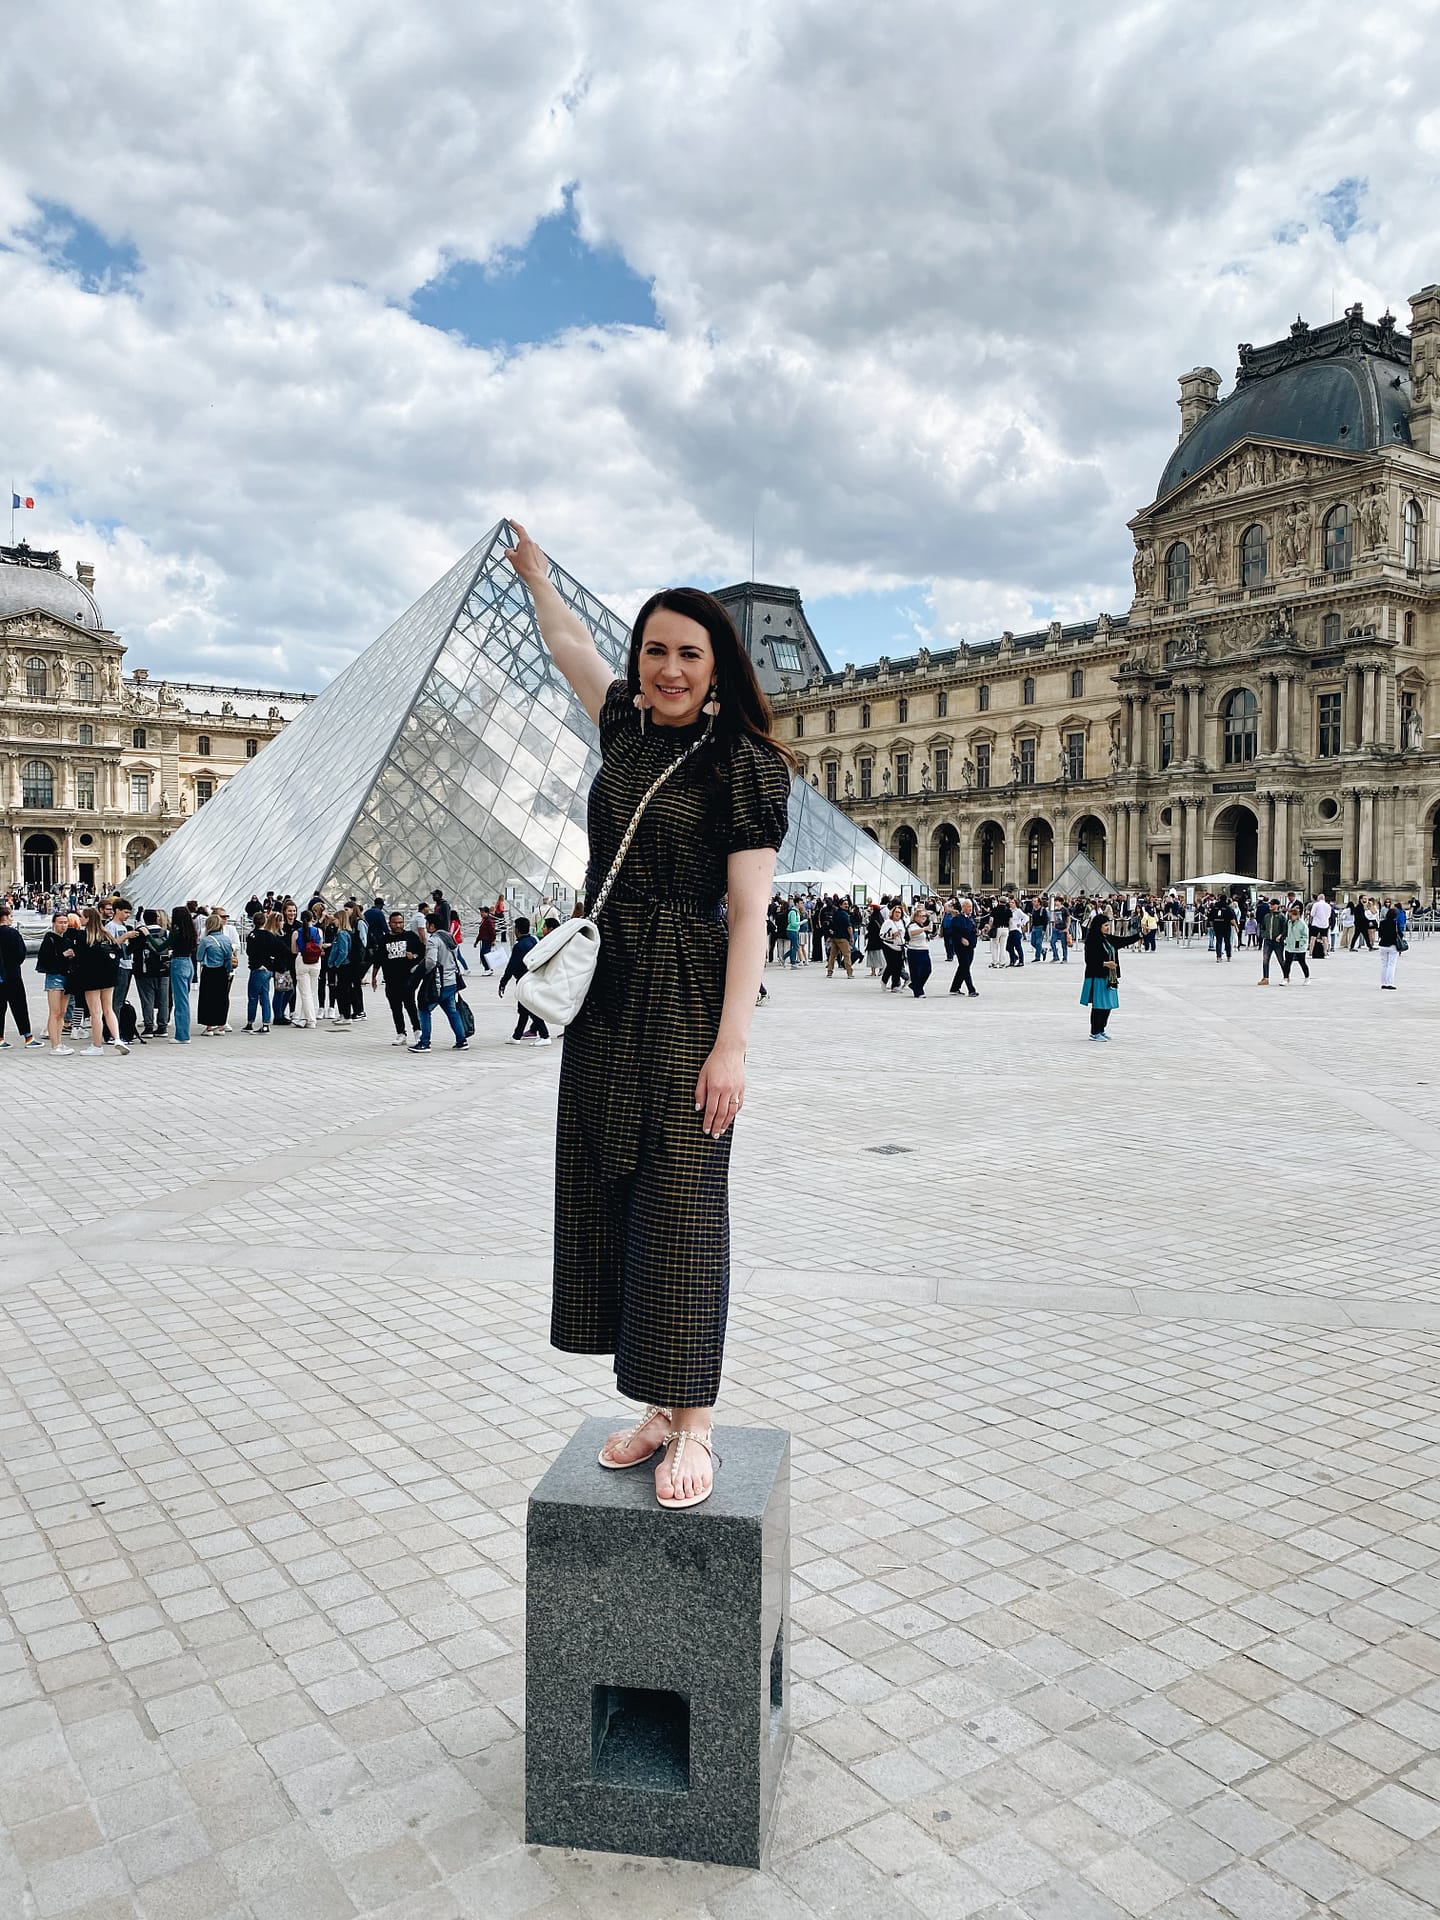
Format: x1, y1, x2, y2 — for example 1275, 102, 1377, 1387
1301, 845, 1315, 898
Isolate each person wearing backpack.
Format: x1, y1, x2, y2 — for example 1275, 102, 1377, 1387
292, 911, 325, 1028
498, 914, 552, 1045
135, 910, 173, 1038
378, 909, 426, 1044
411, 914, 468, 1052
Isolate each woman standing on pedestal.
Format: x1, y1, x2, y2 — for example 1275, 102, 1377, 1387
504, 525, 792, 1511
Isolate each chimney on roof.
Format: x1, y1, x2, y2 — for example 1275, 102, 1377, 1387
1177, 367, 1221, 441
76, 561, 95, 592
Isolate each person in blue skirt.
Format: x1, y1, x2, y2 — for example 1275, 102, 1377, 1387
1080, 907, 1141, 1041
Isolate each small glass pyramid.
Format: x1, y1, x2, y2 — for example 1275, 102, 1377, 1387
126, 524, 919, 916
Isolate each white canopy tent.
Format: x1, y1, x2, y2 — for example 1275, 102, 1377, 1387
1176, 871, 1274, 888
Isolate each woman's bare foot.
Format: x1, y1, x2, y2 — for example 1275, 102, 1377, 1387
656, 1407, 714, 1504
600, 1404, 671, 1467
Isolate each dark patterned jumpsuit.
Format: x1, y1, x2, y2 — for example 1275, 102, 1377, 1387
551, 680, 790, 1407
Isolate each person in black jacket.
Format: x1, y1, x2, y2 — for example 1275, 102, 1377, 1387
35, 912, 76, 1054
948, 899, 980, 997
0, 905, 39, 1048
1081, 908, 1142, 1041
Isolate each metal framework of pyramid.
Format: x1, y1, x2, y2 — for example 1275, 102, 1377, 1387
125, 523, 919, 917
1048, 849, 1115, 897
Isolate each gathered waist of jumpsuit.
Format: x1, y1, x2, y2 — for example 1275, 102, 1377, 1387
597, 892, 725, 924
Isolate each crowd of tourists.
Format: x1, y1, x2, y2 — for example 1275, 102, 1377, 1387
0, 885, 556, 1058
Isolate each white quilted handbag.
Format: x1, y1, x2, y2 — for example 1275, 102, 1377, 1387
518, 726, 710, 1028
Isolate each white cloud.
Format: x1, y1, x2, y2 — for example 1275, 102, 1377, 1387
1, 0, 1436, 684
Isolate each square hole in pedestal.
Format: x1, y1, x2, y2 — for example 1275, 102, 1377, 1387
769, 1618, 785, 1741
591, 1685, 690, 1794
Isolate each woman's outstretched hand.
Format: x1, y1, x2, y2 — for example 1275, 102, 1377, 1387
504, 521, 549, 588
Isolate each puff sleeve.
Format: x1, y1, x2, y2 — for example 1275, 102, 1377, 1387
597, 679, 634, 753
723, 733, 791, 855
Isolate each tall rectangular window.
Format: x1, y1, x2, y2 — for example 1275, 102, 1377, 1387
130, 773, 150, 811
75, 769, 96, 809
824, 762, 837, 802
1317, 692, 1341, 757
195, 778, 214, 808
895, 752, 910, 797
1065, 731, 1085, 781
975, 743, 991, 788
859, 756, 873, 799
1159, 709, 1174, 769
936, 691, 948, 718
934, 748, 949, 792
1018, 737, 1036, 785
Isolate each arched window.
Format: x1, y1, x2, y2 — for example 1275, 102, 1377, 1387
22, 760, 54, 807
936, 691, 948, 717
197, 733, 211, 756
1165, 542, 1191, 603
1404, 611, 1416, 646
1404, 498, 1423, 570
1070, 668, 1084, 699
977, 683, 990, 712
793, 714, 804, 739
25, 656, 47, 698
825, 709, 836, 734
73, 662, 95, 703
78, 722, 94, 746
1223, 688, 1258, 765
131, 726, 147, 750
1323, 504, 1353, 573
1022, 676, 1035, 706
1240, 523, 1268, 588
897, 695, 908, 723
860, 702, 871, 729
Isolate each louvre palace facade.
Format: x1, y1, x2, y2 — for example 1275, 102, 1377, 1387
0, 542, 309, 893
765, 285, 1440, 900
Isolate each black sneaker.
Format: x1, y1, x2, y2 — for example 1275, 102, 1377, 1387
408, 1042, 431, 1053
453, 1040, 468, 1050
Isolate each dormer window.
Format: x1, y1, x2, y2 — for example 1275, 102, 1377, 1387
771, 640, 802, 673
1165, 542, 1191, 603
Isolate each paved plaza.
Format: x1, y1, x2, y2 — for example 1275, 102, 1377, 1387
2, 935, 1439, 1920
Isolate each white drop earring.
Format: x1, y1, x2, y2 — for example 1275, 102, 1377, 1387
632, 691, 648, 733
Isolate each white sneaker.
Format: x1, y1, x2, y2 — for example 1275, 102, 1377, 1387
114, 1040, 130, 1055
82, 1045, 106, 1056
530, 1035, 553, 1046
391, 1035, 408, 1046
506, 1036, 525, 1045
50, 1044, 74, 1057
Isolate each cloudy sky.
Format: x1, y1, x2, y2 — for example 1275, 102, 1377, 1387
1, 0, 1435, 691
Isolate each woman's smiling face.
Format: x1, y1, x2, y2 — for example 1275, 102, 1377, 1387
637, 608, 714, 728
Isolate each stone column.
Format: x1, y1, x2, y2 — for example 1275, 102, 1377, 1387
1262, 675, 1278, 755
1258, 795, 1275, 879
1358, 789, 1376, 883
1174, 799, 1187, 881
1361, 668, 1376, 748
1344, 670, 1361, 753
63, 828, 75, 882
1129, 802, 1146, 887
1276, 674, 1292, 755
1273, 792, 1292, 882
10, 827, 21, 885
1176, 687, 1190, 762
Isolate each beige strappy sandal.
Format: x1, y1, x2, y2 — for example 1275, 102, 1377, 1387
656, 1427, 719, 1510
598, 1405, 672, 1470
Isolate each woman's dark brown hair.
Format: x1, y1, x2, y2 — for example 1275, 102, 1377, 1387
627, 588, 798, 770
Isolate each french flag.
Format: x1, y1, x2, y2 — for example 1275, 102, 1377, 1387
11, 492, 33, 510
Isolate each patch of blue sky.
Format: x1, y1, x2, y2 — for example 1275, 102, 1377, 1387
411, 188, 658, 350
1273, 220, 1308, 246
803, 587, 937, 668
17, 200, 140, 290
1318, 177, 1366, 244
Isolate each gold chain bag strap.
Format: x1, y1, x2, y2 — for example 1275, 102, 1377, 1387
516, 723, 712, 1028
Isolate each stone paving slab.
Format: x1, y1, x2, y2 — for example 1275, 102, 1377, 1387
0, 937, 1437, 1918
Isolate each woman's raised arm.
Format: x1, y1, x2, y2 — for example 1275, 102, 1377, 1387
501, 522, 614, 725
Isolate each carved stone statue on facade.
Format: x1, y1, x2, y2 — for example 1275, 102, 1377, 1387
1403, 705, 1423, 751
1046, 620, 1062, 647
268, 704, 281, 722
1278, 504, 1299, 570
1196, 522, 1222, 586
961, 755, 975, 790
221, 699, 237, 719
2, 652, 17, 695
103, 656, 121, 700
1095, 612, 1113, 638
1291, 499, 1312, 567
52, 656, 68, 696
1109, 731, 1121, 773
1132, 541, 1155, 596
843, 769, 854, 799
159, 790, 173, 815
1359, 483, 1387, 552
1008, 752, 1021, 784
1412, 336, 1437, 406
882, 765, 892, 794
920, 760, 932, 793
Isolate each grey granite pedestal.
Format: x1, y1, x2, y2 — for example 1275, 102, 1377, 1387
525, 1418, 790, 1868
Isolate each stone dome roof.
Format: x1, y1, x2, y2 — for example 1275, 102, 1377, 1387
1156, 308, 1413, 501
0, 549, 104, 629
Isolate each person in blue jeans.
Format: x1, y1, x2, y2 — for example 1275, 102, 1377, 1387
168, 904, 197, 1044
412, 916, 468, 1051
1048, 902, 1069, 962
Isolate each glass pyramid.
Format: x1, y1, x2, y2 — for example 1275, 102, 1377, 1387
126, 523, 919, 917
